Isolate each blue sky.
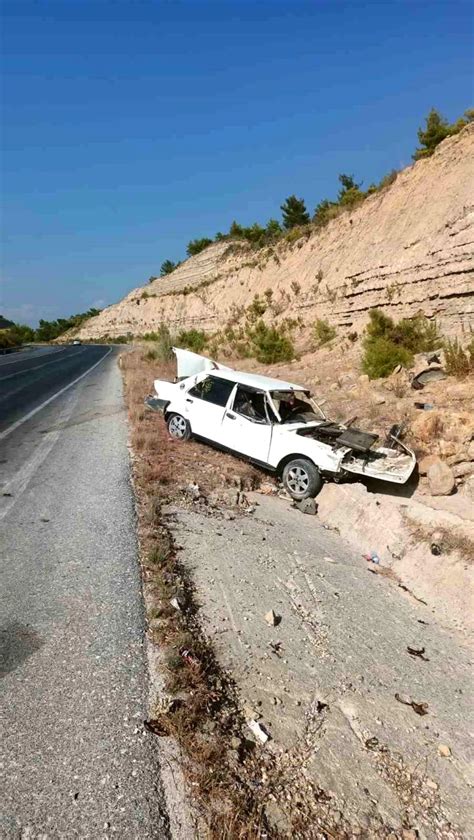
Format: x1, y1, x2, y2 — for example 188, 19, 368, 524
1, 0, 473, 325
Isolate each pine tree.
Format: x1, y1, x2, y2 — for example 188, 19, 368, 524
413, 109, 451, 160
160, 260, 177, 276
280, 195, 310, 229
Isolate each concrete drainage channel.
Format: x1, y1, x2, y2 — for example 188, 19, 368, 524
135, 481, 471, 837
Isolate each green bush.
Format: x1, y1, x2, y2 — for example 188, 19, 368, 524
314, 319, 336, 345
247, 320, 294, 364
280, 195, 310, 229
143, 324, 173, 361
362, 337, 413, 379
160, 260, 178, 276
362, 309, 441, 379
444, 338, 474, 378
186, 238, 213, 257
175, 328, 208, 353
413, 108, 474, 160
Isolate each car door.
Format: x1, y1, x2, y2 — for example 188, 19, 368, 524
184, 375, 236, 441
220, 385, 273, 463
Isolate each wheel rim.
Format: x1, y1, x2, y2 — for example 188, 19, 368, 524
169, 415, 187, 438
287, 466, 309, 495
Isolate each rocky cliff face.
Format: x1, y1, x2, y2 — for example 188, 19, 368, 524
78, 125, 474, 340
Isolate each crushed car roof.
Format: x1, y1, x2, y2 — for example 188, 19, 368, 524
208, 368, 307, 392
173, 347, 306, 391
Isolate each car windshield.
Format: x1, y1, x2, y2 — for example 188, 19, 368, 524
270, 390, 316, 423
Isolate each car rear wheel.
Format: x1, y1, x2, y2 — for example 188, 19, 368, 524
282, 458, 322, 500
167, 413, 191, 441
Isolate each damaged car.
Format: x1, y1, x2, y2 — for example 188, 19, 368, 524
145, 348, 416, 500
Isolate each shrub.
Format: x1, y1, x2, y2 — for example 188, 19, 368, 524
290, 280, 301, 296
186, 238, 213, 257
160, 260, 178, 276
362, 337, 413, 379
280, 195, 310, 229
175, 328, 207, 353
143, 324, 173, 361
313, 199, 341, 228
246, 295, 267, 323
314, 319, 336, 346
362, 309, 441, 379
444, 338, 474, 378
247, 320, 294, 364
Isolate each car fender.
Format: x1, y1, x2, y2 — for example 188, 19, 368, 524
270, 429, 344, 474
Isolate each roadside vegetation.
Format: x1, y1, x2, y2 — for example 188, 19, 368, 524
360, 309, 474, 380
121, 346, 360, 838
121, 348, 274, 838
0, 308, 102, 349
154, 108, 473, 274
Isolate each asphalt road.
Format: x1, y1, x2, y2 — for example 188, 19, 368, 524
0, 346, 170, 838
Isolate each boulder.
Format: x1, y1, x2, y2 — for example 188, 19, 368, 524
418, 454, 439, 476
411, 411, 442, 443
453, 461, 474, 479
427, 460, 455, 496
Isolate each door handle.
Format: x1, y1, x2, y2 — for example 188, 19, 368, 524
186, 398, 193, 403
226, 412, 236, 419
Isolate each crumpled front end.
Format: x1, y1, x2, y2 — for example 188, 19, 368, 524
342, 440, 416, 484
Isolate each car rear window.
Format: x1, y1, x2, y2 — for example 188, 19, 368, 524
188, 376, 235, 407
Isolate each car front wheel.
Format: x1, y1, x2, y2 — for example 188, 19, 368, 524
282, 458, 322, 500
167, 413, 191, 441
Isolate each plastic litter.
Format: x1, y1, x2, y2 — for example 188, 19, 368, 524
364, 551, 380, 564
247, 719, 269, 744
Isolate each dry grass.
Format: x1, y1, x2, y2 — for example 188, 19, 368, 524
405, 520, 474, 563
121, 347, 278, 838
120, 346, 359, 838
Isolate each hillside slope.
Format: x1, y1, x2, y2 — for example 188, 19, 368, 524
78, 125, 474, 340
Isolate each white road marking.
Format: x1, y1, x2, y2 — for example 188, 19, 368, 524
0, 348, 86, 382
0, 395, 77, 521
0, 348, 113, 442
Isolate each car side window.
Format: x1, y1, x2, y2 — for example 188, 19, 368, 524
233, 386, 268, 423
188, 376, 235, 407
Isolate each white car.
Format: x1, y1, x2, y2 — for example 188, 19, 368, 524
146, 349, 416, 500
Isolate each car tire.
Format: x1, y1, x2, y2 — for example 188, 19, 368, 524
167, 413, 191, 441
282, 458, 322, 500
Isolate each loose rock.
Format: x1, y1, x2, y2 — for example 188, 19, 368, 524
427, 459, 455, 496
438, 743, 451, 757
295, 497, 317, 515
265, 609, 279, 627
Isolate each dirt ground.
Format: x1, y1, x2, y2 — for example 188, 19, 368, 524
121, 346, 473, 839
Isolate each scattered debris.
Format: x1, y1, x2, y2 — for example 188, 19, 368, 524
407, 645, 429, 661
323, 556, 336, 563
264, 609, 280, 626
412, 368, 447, 389
430, 530, 443, 556
170, 596, 182, 611
247, 718, 269, 744
295, 497, 318, 515
184, 482, 201, 500
414, 401, 434, 410
395, 693, 429, 716
438, 743, 451, 757
268, 640, 283, 657
364, 550, 380, 564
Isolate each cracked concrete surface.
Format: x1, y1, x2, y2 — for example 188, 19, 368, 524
165, 493, 472, 837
